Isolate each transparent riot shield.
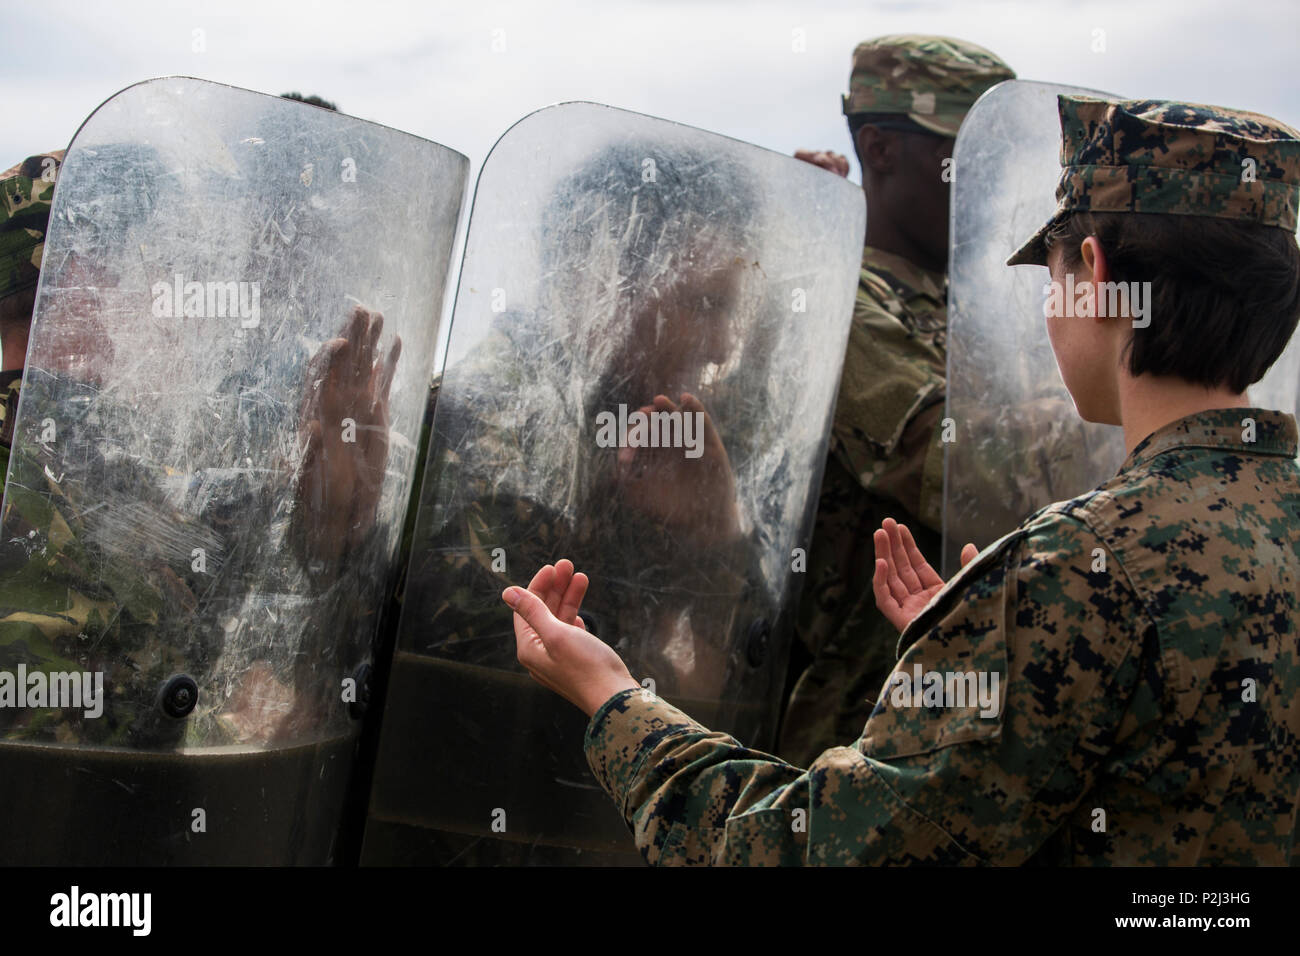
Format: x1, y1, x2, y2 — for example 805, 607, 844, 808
361, 102, 865, 865
942, 80, 1125, 575
943, 80, 1300, 575
0, 77, 467, 863
1252, 256, 1300, 423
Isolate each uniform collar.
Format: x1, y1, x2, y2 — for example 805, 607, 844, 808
1120, 407, 1298, 475
861, 245, 946, 302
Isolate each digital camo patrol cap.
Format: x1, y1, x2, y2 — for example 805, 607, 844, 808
1009, 95, 1300, 266
842, 34, 1015, 137
0, 150, 64, 301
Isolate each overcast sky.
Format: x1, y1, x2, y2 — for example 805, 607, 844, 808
4, 0, 1297, 182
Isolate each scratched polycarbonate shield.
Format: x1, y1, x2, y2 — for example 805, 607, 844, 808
1252, 230, 1300, 428
362, 102, 864, 865
0, 78, 467, 863
942, 80, 1126, 575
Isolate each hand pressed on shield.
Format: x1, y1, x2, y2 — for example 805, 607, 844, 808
503, 559, 639, 718
872, 517, 979, 634
294, 305, 401, 564
615, 392, 740, 543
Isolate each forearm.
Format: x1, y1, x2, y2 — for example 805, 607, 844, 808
584, 688, 810, 865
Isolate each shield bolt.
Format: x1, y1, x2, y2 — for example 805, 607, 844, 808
159, 674, 199, 719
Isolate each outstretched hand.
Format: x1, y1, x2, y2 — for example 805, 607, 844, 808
503, 559, 639, 717
872, 517, 978, 633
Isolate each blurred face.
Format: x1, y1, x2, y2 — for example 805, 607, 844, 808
1045, 240, 1124, 425
38, 252, 120, 385
634, 248, 749, 383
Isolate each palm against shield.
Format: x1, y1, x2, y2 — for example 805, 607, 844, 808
294, 306, 402, 564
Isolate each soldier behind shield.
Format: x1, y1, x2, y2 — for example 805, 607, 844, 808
410, 138, 772, 705
781, 36, 1014, 767
501, 95, 1300, 866
0, 144, 400, 748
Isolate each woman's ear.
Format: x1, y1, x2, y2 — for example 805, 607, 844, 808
1080, 235, 1108, 285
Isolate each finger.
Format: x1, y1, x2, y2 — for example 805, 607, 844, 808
343, 305, 367, 350
873, 528, 904, 600
325, 336, 355, 400
302, 338, 349, 419
874, 527, 909, 605
678, 392, 724, 452
558, 570, 588, 624
616, 405, 657, 469
872, 558, 903, 628
353, 308, 378, 386
900, 523, 944, 590
526, 563, 556, 598
366, 310, 384, 363
376, 335, 401, 404
548, 560, 574, 616
961, 542, 979, 568
503, 586, 561, 652
886, 519, 922, 594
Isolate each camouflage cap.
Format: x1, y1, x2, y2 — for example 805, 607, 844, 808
842, 34, 1015, 137
1009, 96, 1300, 266
1, 150, 64, 301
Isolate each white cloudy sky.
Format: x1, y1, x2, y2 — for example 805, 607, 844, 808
4, 0, 1297, 181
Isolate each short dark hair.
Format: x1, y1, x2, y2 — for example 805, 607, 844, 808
280, 92, 338, 112
1047, 211, 1300, 393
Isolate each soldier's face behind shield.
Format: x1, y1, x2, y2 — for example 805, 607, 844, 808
626, 245, 752, 387
35, 250, 121, 385
859, 125, 954, 267
537, 141, 760, 400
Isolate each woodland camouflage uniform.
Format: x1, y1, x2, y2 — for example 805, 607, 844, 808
780, 36, 1015, 765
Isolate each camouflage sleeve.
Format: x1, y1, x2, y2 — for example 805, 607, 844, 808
829, 294, 946, 534
585, 510, 1148, 865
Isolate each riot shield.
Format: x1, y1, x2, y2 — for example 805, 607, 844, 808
361, 102, 865, 865
943, 80, 1300, 575
0, 77, 467, 863
1252, 278, 1300, 421
942, 80, 1125, 575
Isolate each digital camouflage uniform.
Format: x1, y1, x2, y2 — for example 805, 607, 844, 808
585, 96, 1300, 865
780, 37, 1014, 765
